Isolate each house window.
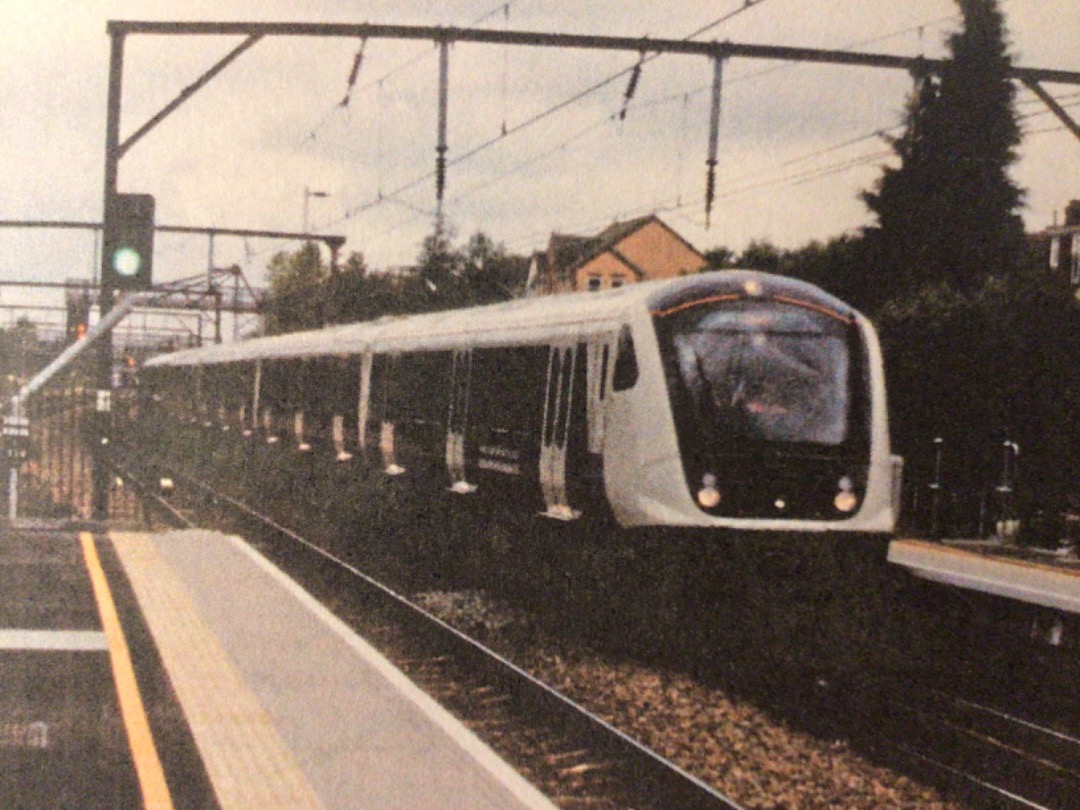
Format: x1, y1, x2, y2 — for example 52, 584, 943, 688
587, 276, 601, 292
611, 277, 625, 289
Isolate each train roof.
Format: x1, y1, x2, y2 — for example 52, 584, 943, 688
144, 270, 856, 368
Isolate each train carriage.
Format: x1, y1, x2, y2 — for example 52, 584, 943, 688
141, 270, 899, 534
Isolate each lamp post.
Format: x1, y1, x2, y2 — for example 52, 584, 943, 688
929, 436, 944, 538
302, 186, 329, 234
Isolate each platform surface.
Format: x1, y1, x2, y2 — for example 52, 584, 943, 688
0, 524, 213, 808
888, 537, 1080, 614
0, 523, 555, 809
112, 528, 556, 810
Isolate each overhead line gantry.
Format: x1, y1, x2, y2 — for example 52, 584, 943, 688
106, 20, 1080, 232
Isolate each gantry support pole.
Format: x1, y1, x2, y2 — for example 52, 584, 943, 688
436, 38, 450, 236
1021, 77, 1080, 143
93, 28, 125, 521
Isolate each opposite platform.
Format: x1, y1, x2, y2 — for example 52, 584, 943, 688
888, 537, 1080, 614
111, 529, 556, 810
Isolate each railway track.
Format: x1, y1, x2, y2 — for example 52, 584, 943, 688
113, 455, 743, 810
867, 677, 1080, 809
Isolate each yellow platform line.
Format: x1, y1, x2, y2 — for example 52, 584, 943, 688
110, 531, 322, 810
80, 531, 174, 810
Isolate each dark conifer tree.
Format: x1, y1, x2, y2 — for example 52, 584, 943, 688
862, 0, 1023, 299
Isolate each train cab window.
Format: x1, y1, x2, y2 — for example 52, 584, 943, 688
661, 301, 852, 447
612, 325, 639, 392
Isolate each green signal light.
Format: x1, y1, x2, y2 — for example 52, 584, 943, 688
112, 246, 143, 277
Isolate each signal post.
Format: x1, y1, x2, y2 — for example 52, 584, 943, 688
95, 31, 158, 519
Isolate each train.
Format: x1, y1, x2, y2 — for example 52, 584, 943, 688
139, 270, 900, 535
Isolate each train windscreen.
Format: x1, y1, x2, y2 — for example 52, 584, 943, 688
661, 301, 851, 448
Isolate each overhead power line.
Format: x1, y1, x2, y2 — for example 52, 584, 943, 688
329, 0, 772, 229
300, 2, 517, 148
328, 6, 977, 237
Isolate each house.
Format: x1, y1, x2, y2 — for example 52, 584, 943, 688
525, 215, 708, 296
1030, 199, 1080, 292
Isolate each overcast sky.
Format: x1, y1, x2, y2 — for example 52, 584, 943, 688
1, 0, 1078, 310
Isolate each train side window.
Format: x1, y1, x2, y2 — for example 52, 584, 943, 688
543, 349, 561, 441
555, 347, 574, 449
612, 325, 639, 391
598, 344, 610, 401
262, 360, 288, 413
397, 352, 451, 429
329, 356, 360, 422
470, 346, 547, 449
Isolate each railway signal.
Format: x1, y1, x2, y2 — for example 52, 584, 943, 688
103, 193, 155, 290
65, 291, 91, 342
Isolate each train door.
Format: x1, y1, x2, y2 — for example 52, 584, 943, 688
357, 353, 372, 451
446, 348, 474, 493
306, 356, 351, 461
540, 342, 582, 520
292, 360, 311, 452
262, 360, 293, 444
248, 358, 261, 437
585, 337, 615, 456
330, 355, 359, 462
366, 353, 404, 474
193, 365, 206, 424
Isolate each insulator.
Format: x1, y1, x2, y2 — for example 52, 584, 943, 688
619, 61, 643, 121
347, 39, 367, 87
339, 39, 367, 108
436, 152, 447, 200
704, 161, 717, 229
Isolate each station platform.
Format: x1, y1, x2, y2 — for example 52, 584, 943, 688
0, 523, 556, 809
888, 537, 1080, 614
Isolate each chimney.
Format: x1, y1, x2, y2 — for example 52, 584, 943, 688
1065, 200, 1080, 227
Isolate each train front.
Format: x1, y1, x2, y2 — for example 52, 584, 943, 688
633, 272, 895, 533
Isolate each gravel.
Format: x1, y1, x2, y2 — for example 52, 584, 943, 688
414, 589, 966, 810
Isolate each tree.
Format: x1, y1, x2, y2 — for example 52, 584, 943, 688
324, 252, 371, 324
862, 0, 1023, 301
877, 267, 1080, 532
408, 228, 527, 312
415, 225, 464, 309
737, 239, 785, 274
263, 241, 327, 334
461, 232, 527, 305
703, 246, 737, 270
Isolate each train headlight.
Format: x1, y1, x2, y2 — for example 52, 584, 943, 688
697, 473, 721, 509
834, 491, 858, 513
834, 476, 858, 513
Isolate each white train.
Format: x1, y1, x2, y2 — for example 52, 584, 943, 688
141, 271, 899, 534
